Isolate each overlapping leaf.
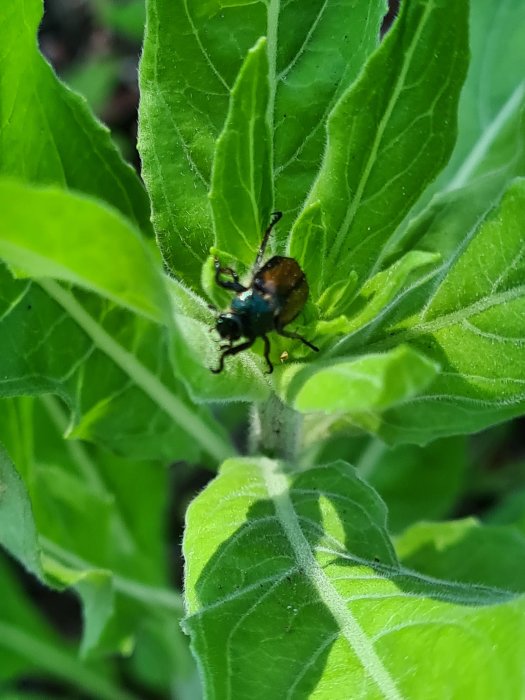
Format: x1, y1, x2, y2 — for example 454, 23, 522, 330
138, 0, 386, 286
306, 434, 467, 533
0, 0, 151, 235
0, 402, 195, 688
289, 0, 468, 304
0, 180, 169, 323
0, 266, 226, 461
342, 178, 525, 444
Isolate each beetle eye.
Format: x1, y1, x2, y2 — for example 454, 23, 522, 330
216, 314, 242, 341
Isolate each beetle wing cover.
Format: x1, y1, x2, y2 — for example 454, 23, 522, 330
254, 256, 308, 326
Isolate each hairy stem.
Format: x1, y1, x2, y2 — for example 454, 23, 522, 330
250, 394, 302, 461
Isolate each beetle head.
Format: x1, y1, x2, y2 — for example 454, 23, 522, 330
216, 313, 243, 341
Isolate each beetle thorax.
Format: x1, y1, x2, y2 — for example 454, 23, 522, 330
230, 289, 275, 337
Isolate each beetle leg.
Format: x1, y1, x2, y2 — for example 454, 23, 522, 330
261, 334, 273, 374
210, 338, 255, 374
214, 258, 247, 292
276, 327, 319, 353
253, 211, 283, 271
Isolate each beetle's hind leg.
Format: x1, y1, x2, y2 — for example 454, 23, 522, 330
210, 339, 255, 374
276, 327, 319, 353
214, 258, 247, 292
261, 335, 273, 374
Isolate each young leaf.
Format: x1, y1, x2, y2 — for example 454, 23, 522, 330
0, 0, 151, 235
281, 345, 439, 416
184, 458, 525, 698
210, 38, 273, 268
0, 181, 169, 324
138, 0, 386, 286
289, 0, 469, 296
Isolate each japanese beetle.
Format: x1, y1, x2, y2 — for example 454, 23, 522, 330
211, 211, 319, 374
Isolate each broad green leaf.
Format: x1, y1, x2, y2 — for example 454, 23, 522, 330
210, 38, 273, 268
0, 267, 228, 462
138, 0, 386, 286
281, 345, 439, 416
184, 458, 525, 698
0, 181, 169, 324
309, 435, 467, 533
334, 178, 525, 444
289, 0, 469, 299
0, 0, 151, 235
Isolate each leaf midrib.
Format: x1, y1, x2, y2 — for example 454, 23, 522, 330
260, 458, 403, 700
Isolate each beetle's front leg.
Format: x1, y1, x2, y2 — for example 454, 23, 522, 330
210, 338, 255, 374
214, 258, 248, 293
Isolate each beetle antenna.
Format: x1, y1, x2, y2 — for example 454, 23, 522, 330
254, 211, 282, 271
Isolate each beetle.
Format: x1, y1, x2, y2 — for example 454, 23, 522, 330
211, 211, 319, 374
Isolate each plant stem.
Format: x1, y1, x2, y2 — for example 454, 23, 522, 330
250, 394, 302, 461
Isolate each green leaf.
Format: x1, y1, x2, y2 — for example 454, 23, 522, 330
184, 458, 525, 698
289, 0, 469, 293
0, 399, 188, 667
0, 180, 169, 324
210, 38, 273, 268
0, 552, 136, 699
0, 268, 228, 462
273, 2, 388, 221
396, 518, 525, 593
386, 0, 525, 266
336, 178, 525, 444
138, 0, 385, 286
282, 345, 439, 416
432, 0, 525, 195
0, 0, 151, 235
